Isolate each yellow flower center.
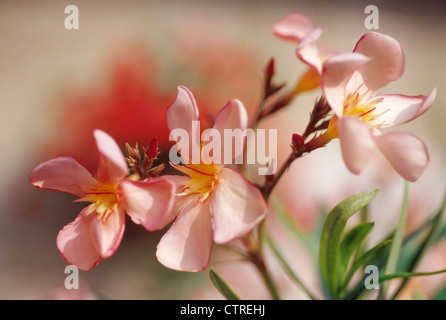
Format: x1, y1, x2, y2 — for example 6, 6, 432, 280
343, 90, 382, 124
80, 183, 119, 221
173, 162, 222, 201
327, 88, 384, 138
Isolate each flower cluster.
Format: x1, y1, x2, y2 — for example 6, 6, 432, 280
29, 11, 442, 300
30, 130, 176, 270
271, 13, 435, 181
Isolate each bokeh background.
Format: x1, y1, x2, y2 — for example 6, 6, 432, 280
0, 0, 445, 299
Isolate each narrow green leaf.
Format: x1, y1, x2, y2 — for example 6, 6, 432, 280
209, 267, 241, 300
390, 193, 446, 299
339, 222, 375, 278
270, 196, 320, 257
379, 182, 409, 300
340, 239, 392, 295
379, 268, 446, 282
319, 189, 379, 299
265, 232, 316, 300
343, 214, 446, 300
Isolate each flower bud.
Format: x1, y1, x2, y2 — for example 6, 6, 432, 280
146, 137, 159, 160
291, 133, 305, 154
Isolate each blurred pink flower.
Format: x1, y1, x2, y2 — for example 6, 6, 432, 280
156, 86, 267, 272
42, 47, 175, 173
29, 130, 176, 270
271, 12, 324, 73
271, 12, 335, 93
322, 32, 436, 181
40, 38, 261, 174
175, 20, 261, 122
271, 13, 315, 43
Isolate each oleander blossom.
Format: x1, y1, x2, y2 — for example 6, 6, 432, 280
271, 12, 334, 93
271, 12, 324, 73
29, 130, 176, 270
321, 32, 436, 182
156, 86, 268, 272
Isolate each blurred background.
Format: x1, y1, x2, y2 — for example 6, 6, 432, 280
0, 0, 445, 299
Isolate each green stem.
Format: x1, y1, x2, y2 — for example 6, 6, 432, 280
378, 182, 409, 300
262, 131, 334, 200
251, 221, 281, 300
253, 258, 281, 300
262, 152, 297, 200
265, 232, 317, 300
254, 131, 334, 299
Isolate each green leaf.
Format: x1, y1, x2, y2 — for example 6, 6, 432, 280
390, 193, 446, 299
379, 182, 409, 300
209, 267, 241, 300
265, 232, 316, 300
343, 214, 446, 300
339, 222, 375, 278
340, 239, 392, 295
319, 189, 378, 299
379, 268, 446, 282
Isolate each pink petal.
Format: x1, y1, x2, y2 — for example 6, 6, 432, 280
211, 168, 267, 243
89, 206, 126, 259
296, 28, 324, 73
161, 174, 190, 186
213, 99, 248, 132
373, 88, 437, 127
166, 85, 199, 133
376, 131, 429, 182
353, 32, 405, 91
209, 99, 248, 163
94, 130, 129, 184
156, 200, 213, 272
56, 208, 101, 271
159, 175, 194, 218
271, 12, 314, 42
119, 178, 176, 231
167, 86, 201, 163
29, 157, 98, 197
321, 52, 370, 116
338, 116, 377, 175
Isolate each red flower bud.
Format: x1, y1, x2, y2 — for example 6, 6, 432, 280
291, 133, 305, 153
146, 137, 159, 160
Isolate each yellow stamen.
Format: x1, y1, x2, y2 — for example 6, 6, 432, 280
343, 89, 382, 125
327, 87, 384, 138
79, 183, 119, 222
173, 162, 222, 201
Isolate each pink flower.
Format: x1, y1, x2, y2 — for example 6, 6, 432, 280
271, 13, 332, 93
271, 13, 316, 43
321, 32, 436, 182
156, 86, 267, 272
271, 12, 324, 72
29, 130, 176, 270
